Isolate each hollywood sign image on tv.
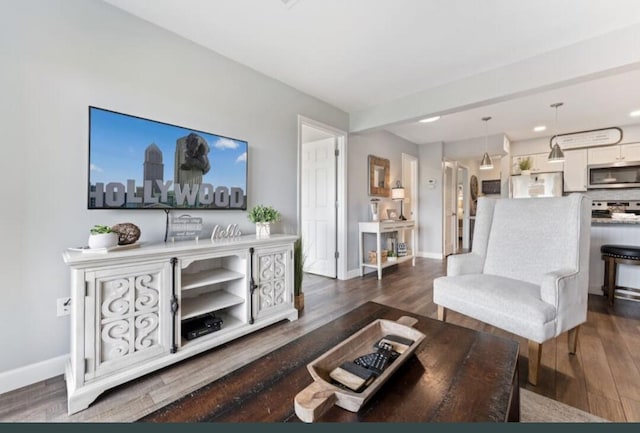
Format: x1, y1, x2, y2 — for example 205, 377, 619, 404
88, 107, 248, 210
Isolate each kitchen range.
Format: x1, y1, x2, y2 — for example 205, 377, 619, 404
589, 199, 640, 302
591, 200, 640, 219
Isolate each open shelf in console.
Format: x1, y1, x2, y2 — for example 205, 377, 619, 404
180, 310, 244, 346
181, 268, 245, 291
181, 291, 244, 320
179, 253, 248, 340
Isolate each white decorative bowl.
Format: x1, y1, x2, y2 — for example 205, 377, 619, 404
88, 232, 119, 249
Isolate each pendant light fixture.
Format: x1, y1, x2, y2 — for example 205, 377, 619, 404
479, 116, 493, 170
548, 102, 565, 163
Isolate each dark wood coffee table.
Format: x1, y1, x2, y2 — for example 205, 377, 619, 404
141, 302, 520, 422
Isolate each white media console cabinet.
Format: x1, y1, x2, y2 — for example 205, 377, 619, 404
62, 234, 299, 414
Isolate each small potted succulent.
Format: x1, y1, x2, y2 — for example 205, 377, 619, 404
387, 249, 398, 262
248, 205, 281, 239
518, 157, 533, 175
88, 224, 119, 249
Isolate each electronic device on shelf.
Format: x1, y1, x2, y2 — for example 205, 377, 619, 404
181, 312, 223, 340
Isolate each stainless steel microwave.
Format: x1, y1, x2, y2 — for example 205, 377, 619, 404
587, 161, 640, 189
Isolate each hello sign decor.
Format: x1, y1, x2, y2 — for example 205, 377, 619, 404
210, 224, 242, 240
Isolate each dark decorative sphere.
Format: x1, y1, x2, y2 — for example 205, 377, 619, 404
111, 223, 141, 245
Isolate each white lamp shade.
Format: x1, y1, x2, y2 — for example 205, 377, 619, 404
391, 187, 405, 200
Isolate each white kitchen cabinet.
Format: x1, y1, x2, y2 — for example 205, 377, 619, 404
588, 143, 640, 164
62, 235, 298, 415
622, 143, 640, 161
562, 149, 588, 192
512, 153, 563, 174
531, 152, 563, 173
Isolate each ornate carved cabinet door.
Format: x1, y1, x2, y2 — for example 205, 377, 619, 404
252, 245, 293, 321
84, 261, 172, 381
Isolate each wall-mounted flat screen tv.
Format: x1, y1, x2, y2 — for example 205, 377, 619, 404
88, 106, 247, 210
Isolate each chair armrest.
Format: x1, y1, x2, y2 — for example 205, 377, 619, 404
540, 268, 579, 308
447, 253, 484, 276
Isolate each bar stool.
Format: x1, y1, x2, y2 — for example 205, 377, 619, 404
601, 244, 640, 306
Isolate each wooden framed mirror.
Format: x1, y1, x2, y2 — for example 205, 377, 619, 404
368, 155, 390, 197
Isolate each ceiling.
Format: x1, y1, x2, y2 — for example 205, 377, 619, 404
103, 0, 640, 145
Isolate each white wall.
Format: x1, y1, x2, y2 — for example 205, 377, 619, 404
0, 0, 348, 387
443, 134, 507, 160
418, 142, 445, 258
347, 130, 418, 274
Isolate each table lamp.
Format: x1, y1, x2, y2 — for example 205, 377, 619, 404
391, 181, 406, 220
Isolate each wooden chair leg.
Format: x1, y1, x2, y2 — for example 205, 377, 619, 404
568, 326, 580, 354
528, 341, 542, 386
437, 305, 446, 322
603, 255, 610, 295
607, 257, 617, 307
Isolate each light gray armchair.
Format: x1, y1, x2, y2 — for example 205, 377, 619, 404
433, 193, 591, 385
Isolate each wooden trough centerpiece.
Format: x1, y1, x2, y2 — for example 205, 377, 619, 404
294, 316, 426, 422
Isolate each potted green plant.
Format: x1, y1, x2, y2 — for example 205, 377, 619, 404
294, 237, 306, 311
387, 249, 397, 262
518, 157, 533, 175
248, 205, 281, 239
88, 224, 118, 249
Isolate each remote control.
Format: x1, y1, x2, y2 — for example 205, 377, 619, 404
354, 353, 377, 369
368, 349, 391, 375
353, 342, 395, 375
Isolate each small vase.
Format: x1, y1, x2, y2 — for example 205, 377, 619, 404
88, 232, 119, 249
255, 222, 271, 239
370, 202, 379, 221
294, 293, 305, 311
521, 169, 531, 176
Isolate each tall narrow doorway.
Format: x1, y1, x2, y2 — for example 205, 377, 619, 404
402, 153, 419, 224
443, 161, 458, 257
298, 117, 347, 279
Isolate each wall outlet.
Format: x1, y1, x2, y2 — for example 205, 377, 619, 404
57, 297, 71, 317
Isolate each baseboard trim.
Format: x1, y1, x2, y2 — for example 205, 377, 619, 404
346, 268, 362, 279
0, 354, 68, 395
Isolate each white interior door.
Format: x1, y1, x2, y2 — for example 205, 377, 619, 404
443, 162, 457, 256
301, 137, 337, 278
402, 153, 418, 223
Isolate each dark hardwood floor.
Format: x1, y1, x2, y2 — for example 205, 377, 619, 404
1, 257, 639, 422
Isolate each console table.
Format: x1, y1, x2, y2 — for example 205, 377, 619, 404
358, 220, 416, 280
62, 235, 298, 414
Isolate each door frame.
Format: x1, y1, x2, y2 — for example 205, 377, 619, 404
401, 153, 419, 225
442, 161, 458, 256
297, 115, 348, 280
456, 163, 470, 250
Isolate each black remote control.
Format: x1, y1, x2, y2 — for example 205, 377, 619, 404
353, 342, 394, 375
354, 353, 377, 369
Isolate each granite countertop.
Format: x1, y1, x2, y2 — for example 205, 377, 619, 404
592, 218, 640, 225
